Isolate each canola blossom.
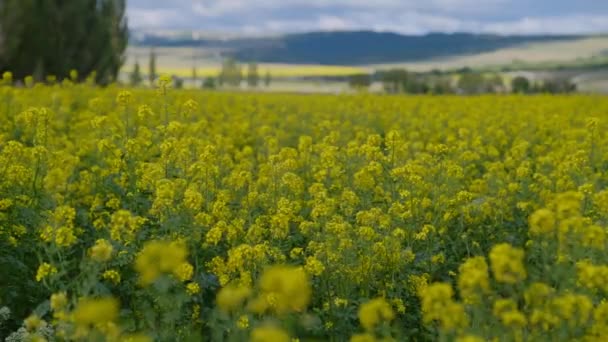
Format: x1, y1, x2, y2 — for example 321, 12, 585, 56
1, 76, 608, 340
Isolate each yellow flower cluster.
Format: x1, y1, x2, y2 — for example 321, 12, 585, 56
134, 239, 192, 285
357, 298, 394, 330
89, 239, 113, 262
248, 265, 311, 315
489, 243, 527, 284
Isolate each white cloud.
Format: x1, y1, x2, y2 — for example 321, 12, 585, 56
481, 15, 608, 35
317, 16, 353, 31
128, 8, 184, 29
126, 0, 608, 35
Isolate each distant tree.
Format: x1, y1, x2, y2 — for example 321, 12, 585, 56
349, 74, 372, 89
264, 70, 272, 87
202, 77, 216, 89
403, 75, 430, 94
381, 69, 409, 93
130, 60, 142, 86
148, 48, 156, 85
457, 72, 486, 94
217, 74, 223, 87
511, 76, 531, 94
539, 79, 577, 94
247, 62, 259, 88
192, 66, 197, 86
431, 79, 454, 94
236, 65, 243, 87
174, 76, 183, 89
0, 0, 128, 84
485, 74, 504, 93
219, 58, 242, 87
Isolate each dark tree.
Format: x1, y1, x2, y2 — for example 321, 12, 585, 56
0, 0, 128, 84
349, 74, 372, 89
148, 48, 157, 85
202, 77, 216, 89
192, 66, 198, 86
381, 69, 409, 93
130, 60, 143, 86
247, 62, 259, 88
457, 72, 486, 94
219, 58, 242, 87
511, 76, 531, 94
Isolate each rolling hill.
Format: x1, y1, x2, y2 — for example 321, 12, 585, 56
133, 30, 583, 65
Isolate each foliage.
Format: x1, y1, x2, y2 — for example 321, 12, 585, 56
218, 58, 242, 87
0, 0, 127, 84
202, 77, 216, 90
349, 74, 372, 89
247, 62, 259, 88
148, 48, 156, 86
511, 76, 531, 94
130, 62, 143, 87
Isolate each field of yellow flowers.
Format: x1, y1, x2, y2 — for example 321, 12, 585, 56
1, 72, 608, 341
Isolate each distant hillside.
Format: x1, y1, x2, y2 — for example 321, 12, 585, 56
132, 31, 583, 65
231, 32, 581, 65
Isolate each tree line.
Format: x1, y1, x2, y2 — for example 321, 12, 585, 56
129, 54, 272, 89
350, 69, 577, 94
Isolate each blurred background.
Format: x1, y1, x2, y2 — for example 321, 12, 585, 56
1, 0, 607, 93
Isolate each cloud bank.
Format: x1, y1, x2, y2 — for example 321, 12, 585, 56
127, 0, 608, 35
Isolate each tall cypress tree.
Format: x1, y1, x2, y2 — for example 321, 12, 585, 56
148, 48, 157, 85
0, 0, 128, 84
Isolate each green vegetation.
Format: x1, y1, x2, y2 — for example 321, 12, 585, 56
0, 0, 127, 84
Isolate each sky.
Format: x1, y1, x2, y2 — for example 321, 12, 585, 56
127, 0, 608, 35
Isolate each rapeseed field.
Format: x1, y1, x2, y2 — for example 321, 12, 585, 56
1, 72, 608, 341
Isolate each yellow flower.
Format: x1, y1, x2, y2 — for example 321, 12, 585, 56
304, 256, 325, 276
455, 335, 484, 342
174, 262, 194, 282
524, 282, 554, 307
249, 265, 311, 315
551, 293, 592, 328
183, 187, 204, 211
358, 298, 395, 330
528, 208, 556, 236
350, 333, 377, 342
392, 298, 406, 314
458, 256, 490, 304
102, 269, 122, 284
577, 261, 608, 292
419, 282, 468, 331
2, 71, 13, 84
134, 240, 189, 286
237, 315, 249, 329
216, 285, 252, 313
489, 243, 527, 284
157, 75, 173, 95
50, 292, 68, 311
73, 297, 119, 327
89, 239, 113, 262
36, 262, 57, 282
250, 326, 290, 342
24, 314, 42, 331
116, 90, 133, 107
493, 298, 526, 328
186, 282, 201, 295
